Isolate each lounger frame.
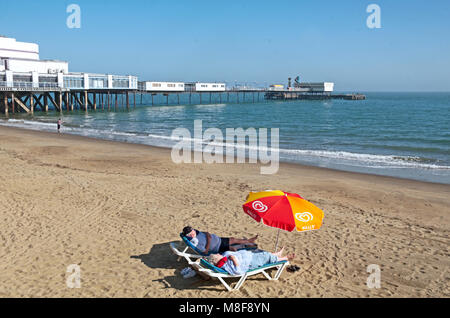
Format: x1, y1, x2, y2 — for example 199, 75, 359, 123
170, 240, 288, 291
170, 236, 288, 291
169, 240, 210, 261
189, 258, 289, 291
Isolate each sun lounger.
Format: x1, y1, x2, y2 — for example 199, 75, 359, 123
187, 257, 289, 291
169, 233, 257, 262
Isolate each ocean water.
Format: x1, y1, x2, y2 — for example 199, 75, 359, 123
1, 92, 449, 184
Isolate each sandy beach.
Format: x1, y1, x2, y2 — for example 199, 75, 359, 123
0, 125, 448, 298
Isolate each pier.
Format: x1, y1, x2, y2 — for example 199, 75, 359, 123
0, 86, 366, 114
0, 36, 365, 115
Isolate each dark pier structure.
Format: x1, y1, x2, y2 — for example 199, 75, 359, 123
0, 86, 271, 115
0, 86, 366, 115
265, 91, 366, 101
136, 88, 267, 107
0, 87, 139, 114
264, 77, 365, 101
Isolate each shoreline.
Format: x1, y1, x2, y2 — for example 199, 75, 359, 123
0, 123, 448, 187
0, 124, 449, 297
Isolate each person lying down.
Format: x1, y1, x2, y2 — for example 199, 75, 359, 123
182, 226, 258, 254
207, 248, 295, 275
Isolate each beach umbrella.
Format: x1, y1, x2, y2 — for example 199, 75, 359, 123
242, 190, 324, 251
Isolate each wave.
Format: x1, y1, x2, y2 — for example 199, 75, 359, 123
278, 149, 450, 170
1, 118, 449, 172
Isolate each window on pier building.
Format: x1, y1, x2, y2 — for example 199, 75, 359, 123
39, 76, 58, 88
13, 75, 32, 82
64, 77, 84, 89
112, 78, 129, 88
89, 76, 107, 89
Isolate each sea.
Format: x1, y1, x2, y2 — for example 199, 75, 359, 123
1, 92, 449, 184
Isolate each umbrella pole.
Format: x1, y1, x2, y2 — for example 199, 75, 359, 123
274, 228, 280, 252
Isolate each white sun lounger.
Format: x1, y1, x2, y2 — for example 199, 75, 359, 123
170, 239, 204, 263
187, 257, 289, 291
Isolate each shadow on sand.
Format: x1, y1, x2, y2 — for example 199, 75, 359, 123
131, 241, 233, 292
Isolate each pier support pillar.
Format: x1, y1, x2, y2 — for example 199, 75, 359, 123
2, 93, 8, 115
29, 93, 34, 114
126, 91, 129, 110
58, 92, 63, 113
65, 92, 70, 111
44, 94, 49, 112
11, 93, 15, 113
93, 93, 97, 110
84, 91, 88, 111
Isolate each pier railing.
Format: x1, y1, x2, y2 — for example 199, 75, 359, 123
0, 81, 61, 91
229, 86, 267, 92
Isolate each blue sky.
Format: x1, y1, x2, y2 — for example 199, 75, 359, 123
1, 0, 449, 91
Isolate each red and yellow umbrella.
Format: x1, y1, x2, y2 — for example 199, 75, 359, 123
243, 190, 324, 249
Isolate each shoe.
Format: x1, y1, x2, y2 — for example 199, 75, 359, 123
181, 267, 191, 276
183, 268, 197, 279
287, 265, 301, 273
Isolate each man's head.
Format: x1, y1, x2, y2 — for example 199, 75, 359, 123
182, 226, 196, 239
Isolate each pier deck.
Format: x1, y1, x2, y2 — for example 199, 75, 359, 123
0, 86, 365, 115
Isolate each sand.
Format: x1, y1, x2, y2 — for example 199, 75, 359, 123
0, 125, 448, 298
